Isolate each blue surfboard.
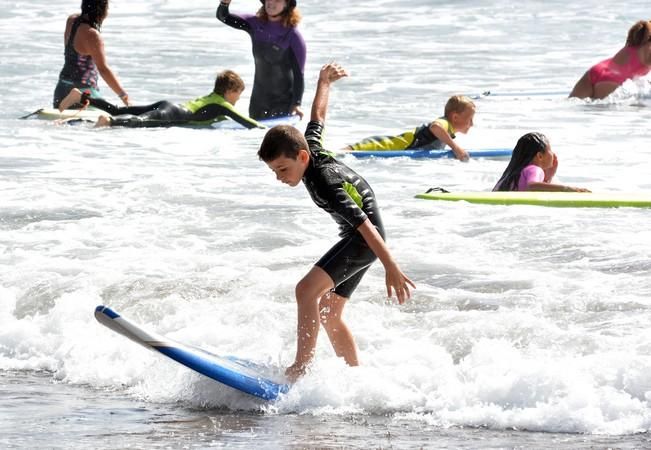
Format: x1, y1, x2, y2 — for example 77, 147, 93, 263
339, 148, 512, 159
94, 305, 289, 400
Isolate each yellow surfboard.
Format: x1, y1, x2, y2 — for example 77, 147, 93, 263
416, 190, 651, 208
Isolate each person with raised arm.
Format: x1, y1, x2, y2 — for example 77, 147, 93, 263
257, 63, 415, 381
216, 0, 306, 120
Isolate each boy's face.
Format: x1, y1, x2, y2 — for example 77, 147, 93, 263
451, 107, 475, 134
224, 88, 243, 105
265, 149, 310, 187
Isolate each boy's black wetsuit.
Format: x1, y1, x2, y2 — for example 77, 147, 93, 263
303, 121, 385, 298
82, 92, 261, 129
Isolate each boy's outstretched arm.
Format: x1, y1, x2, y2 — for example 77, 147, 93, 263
356, 219, 415, 304
310, 62, 348, 123
429, 122, 469, 161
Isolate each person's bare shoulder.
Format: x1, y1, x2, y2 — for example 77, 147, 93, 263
76, 22, 102, 52
64, 14, 77, 35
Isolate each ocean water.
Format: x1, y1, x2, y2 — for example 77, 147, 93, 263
1, 0, 651, 448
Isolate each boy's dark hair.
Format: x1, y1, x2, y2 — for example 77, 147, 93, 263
258, 125, 309, 162
213, 70, 245, 96
81, 0, 109, 29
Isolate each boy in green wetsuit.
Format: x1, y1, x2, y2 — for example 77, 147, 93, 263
344, 95, 476, 160
58, 70, 262, 129
258, 62, 415, 382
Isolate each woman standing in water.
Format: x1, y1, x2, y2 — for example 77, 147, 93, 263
53, 0, 129, 109
216, 0, 306, 120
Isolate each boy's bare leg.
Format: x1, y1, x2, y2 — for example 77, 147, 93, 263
286, 266, 334, 381
319, 292, 358, 366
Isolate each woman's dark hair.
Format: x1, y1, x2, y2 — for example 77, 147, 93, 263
81, 0, 109, 29
493, 132, 549, 191
626, 20, 651, 46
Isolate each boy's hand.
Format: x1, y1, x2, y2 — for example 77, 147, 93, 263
291, 104, 304, 119
311, 62, 347, 122
318, 62, 349, 85
453, 147, 470, 161
385, 263, 416, 305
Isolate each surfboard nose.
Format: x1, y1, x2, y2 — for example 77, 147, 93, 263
95, 305, 119, 318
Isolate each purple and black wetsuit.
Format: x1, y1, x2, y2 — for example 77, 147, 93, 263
217, 3, 306, 120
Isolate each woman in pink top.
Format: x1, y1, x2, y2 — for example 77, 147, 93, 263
570, 20, 651, 99
493, 132, 590, 192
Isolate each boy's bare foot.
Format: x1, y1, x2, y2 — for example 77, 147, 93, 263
58, 88, 83, 112
285, 362, 308, 383
95, 115, 112, 128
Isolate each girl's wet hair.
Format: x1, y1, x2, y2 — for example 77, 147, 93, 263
626, 20, 651, 46
81, 0, 109, 29
493, 132, 549, 191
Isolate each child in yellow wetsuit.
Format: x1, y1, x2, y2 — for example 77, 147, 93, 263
344, 95, 475, 160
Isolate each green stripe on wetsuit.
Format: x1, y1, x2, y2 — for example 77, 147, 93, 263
183, 93, 262, 128
342, 181, 364, 209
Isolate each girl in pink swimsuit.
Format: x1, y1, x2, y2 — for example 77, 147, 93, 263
570, 20, 651, 99
493, 132, 590, 193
